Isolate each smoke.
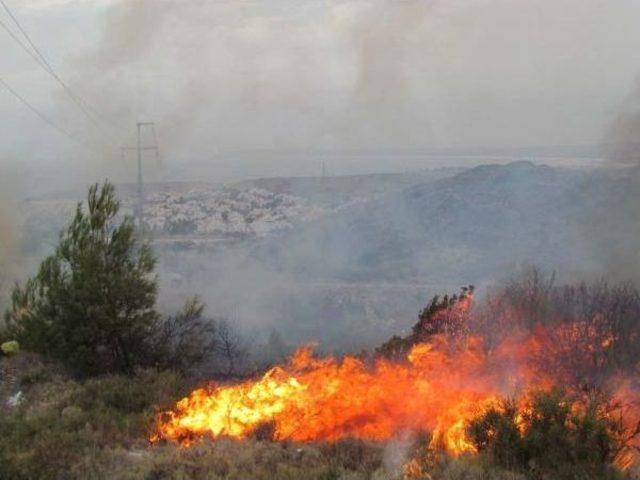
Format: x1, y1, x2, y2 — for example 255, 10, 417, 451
0, 170, 21, 307
0, 0, 638, 193
572, 81, 640, 283
603, 81, 640, 165
382, 434, 415, 475
70, 0, 436, 155
0, 196, 15, 267
24, 0, 633, 184
0, 0, 638, 195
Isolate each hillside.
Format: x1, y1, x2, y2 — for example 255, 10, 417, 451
20, 169, 457, 253
255, 161, 637, 285
232, 168, 460, 209
156, 161, 640, 348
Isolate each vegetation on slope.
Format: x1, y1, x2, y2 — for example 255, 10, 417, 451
1, 183, 640, 479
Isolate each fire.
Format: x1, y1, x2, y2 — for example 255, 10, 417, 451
151, 294, 640, 469
152, 332, 546, 454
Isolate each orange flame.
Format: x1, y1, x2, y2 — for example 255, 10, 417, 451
152, 294, 640, 467
152, 331, 549, 454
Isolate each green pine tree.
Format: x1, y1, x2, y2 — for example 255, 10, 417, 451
4, 181, 159, 376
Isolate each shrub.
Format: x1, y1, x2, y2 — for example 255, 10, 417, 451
376, 287, 474, 360
319, 438, 383, 473
1, 339, 19, 355
0, 362, 183, 480
152, 296, 217, 374
412, 286, 474, 341
468, 390, 628, 479
467, 399, 525, 470
72, 369, 183, 416
480, 267, 640, 384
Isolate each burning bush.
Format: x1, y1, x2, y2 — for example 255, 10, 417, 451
478, 267, 640, 386
151, 274, 640, 478
1, 291, 639, 480
376, 285, 474, 359
468, 389, 630, 479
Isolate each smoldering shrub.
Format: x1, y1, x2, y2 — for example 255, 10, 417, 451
475, 267, 640, 386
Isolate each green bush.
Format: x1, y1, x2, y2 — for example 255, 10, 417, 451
468, 390, 627, 479
1, 339, 19, 355
73, 369, 182, 415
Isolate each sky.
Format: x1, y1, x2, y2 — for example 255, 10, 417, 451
1, 0, 640, 187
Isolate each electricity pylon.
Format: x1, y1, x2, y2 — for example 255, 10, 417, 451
121, 122, 159, 229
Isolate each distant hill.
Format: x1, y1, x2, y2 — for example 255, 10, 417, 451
255, 161, 639, 285
21, 168, 460, 253
231, 169, 461, 209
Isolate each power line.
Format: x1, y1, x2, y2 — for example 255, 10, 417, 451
0, 1, 103, 126
0, 74, 88, 149
0, 17, 110, 147
1, 0, 57, 75
0, 18, 46, 71
0, 0, 121, 144
0, 7, 104, 131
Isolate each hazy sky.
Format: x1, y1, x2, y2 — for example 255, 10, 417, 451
2, 0, 640, 185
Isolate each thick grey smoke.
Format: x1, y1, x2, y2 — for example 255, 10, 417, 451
24, 0, 635, 183
603, 82, 640, 165
1, 0, 639, 187
561, 81, 640, 284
